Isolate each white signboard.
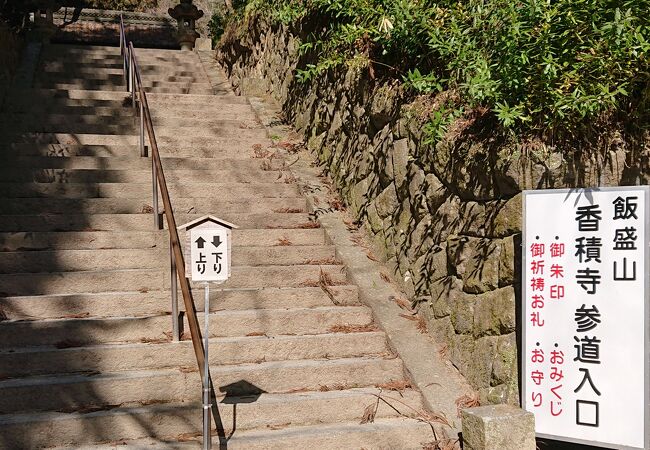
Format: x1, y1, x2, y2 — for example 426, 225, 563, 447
522, 186, 649, 449
190, 228, 230, 282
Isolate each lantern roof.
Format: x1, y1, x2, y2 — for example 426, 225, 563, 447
168, 0, 204, 21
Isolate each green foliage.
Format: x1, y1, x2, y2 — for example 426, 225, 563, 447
273, 0, 305, 24
81, 0, 157, 10
296, 55, 344, 82
403, 68, 442, 94
209, 0, 250, 46
423, 102, 464, 146
242, 0, 650, 133
208, 12, 226, 45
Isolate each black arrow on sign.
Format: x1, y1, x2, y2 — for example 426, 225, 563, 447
195, 236, 206, 248
212, 235, 222, 248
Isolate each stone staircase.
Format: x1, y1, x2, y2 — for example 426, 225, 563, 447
0, 43, 435, 448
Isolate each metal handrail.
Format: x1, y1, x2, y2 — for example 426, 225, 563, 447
119, 19, 208, 384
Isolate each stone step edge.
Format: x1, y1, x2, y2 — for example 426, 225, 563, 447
0, 387, 419, 426
0, 285, 359, 321
0, 263, 343, 277
0, 330, 384, 357
0, 304, 369, 328
0, 284, 354, 298
8, 89, 241, 101
0, 356, 399, 389
55, 418, 433, 450
207, 417, 433, 446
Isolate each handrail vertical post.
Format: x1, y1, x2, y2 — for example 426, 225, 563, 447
139, 98, 145, 157
125, 48, 129, 92
127, 49, 132, 94
171, 242, 180, 342
152, 155, 160, 230
131, 51, 136, 112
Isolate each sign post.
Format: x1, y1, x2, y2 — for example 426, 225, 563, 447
178, 215, 237, 450
202, 280, 210, 450
522, 187, 649, 449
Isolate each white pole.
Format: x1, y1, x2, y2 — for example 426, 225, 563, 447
203, 282, 211, 450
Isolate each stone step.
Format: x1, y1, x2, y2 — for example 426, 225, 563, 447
36, 70, 208, 82
0, 356, 402, 414
0, 304, 371, 348
34, 73, 213, 85
1, 114, 260, 129
40, 58, 206, 70
38, 65, 229, 84
0, 285, 358, 320
39, 65, 208, 77
0, 116, 266, 134
0, 331, 383, 377
0, 167, 281, 184
0, 121, 269, 138
0, 230, 167, 251
1, 121, 264, 138
39, 55, 205, 68
39, 52, 204, 64
7, 102, 256, 119
0, 181, 300, 199
40, 50, 202, 62
0, 197, 306, 215
35, 77, 216, 90
43, 44, 195, 55
0, 264, 345, 295
0, 212, 316, 232
6, 89, 243, 104
0, 228, 322, 251
0, 248, 170, 273
39, 72, 208, 84
216, 418, 434, 450
0, 134, 270, 151
1, 156, 270, 170
5, 92, 248, 110
0, 390, 426, 449
0, 245, 334, 272
0, 143, 273, 159
33, 82, 216, 95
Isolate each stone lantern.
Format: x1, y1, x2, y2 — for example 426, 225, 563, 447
168, 0, 204, 51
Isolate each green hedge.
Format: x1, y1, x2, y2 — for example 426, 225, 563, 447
242, 0, 649, 134
62, 0, 158, 11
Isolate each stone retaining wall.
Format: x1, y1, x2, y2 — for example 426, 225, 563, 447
217, 13, 649, 404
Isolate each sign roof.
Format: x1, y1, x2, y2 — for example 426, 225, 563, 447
177, 214, 238, 231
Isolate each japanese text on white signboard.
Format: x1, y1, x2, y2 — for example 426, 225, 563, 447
190, 228, 229, 282
523, 187, 648, 449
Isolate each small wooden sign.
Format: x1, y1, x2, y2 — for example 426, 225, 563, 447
177, 215, 237, 283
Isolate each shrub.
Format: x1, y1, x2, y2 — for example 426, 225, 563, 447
208, 0, 249, 46
242, 0, 650, 134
